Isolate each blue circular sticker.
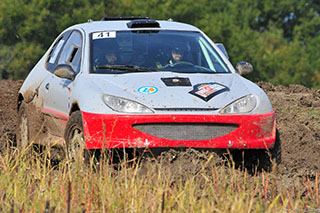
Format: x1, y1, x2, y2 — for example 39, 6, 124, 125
138, 86, 158, 94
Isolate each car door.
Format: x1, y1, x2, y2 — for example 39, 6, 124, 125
39, 30, 83, 136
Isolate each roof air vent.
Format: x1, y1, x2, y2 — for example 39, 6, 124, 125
101, 16, 150, 21
127, 19, 160, 28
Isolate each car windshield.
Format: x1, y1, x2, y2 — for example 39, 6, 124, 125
90, 30, 230, 74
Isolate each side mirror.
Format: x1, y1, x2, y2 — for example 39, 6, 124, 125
53, 64, 76, 80
236, 61, 253, 75
216, 43, 229, 59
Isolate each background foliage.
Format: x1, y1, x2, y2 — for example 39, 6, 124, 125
0, 0, 319, 88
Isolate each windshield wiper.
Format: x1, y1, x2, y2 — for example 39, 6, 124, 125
95, 65, 158, 72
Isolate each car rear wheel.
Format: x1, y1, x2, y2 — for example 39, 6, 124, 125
64, 111, 89, 164
16, 102, 30, 151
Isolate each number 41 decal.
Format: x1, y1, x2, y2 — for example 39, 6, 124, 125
92, 31, 116, 40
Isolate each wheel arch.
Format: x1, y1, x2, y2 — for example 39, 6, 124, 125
17, 93, 24, 111
69, 102, 80, 115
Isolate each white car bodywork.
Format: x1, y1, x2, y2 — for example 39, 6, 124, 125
17, 18, 276, 151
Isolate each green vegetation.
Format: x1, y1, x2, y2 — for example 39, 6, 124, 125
0, 144, 319, 212
1, 0, 320, 88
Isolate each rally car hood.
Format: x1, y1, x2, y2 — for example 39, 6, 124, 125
90, 72, 253, 110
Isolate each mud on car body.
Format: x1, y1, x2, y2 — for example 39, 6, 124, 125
17, 17, 279, 161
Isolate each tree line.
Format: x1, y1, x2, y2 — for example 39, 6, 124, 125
0, 0, 319, 88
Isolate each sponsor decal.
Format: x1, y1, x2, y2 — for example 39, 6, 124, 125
92, 31, 116, 39
189, 82, 229, 101
138, 86, 158, 94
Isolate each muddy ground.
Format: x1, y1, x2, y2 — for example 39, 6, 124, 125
0, 79, 319, 183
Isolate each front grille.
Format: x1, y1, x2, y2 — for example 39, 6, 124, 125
154, 108, 219, 112
132, 123, 238, 140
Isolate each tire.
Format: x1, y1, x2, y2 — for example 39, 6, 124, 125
16, 102, 30, 151
64, 111, 89, 164
230, 129, 281, 172
270, 130, 281, 164
256, 129, 281, 171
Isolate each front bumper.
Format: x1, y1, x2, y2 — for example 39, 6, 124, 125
82, 111, 276, 149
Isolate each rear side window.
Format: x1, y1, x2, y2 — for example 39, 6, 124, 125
58, 31, 82, 73
46, 31, 71, 72
48, 38, 65, 63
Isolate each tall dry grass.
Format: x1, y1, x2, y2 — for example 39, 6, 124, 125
0, 141, 319, 212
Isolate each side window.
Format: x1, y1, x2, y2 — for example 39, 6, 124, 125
46, 31, 71, 72
58, 31, 82, 73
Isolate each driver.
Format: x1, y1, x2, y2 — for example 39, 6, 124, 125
105, 51, 118, 65
94, 42, 120, 66
155, 46, 185, 68
169, 47, 184, 64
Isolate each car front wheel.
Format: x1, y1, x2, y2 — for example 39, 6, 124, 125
64, 111, 89, 164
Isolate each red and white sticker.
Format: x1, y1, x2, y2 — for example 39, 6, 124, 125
195, 84, 225, 98
189, 82, 229, 101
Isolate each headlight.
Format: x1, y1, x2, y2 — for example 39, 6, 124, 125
103, 95, 154, 113
220, 95, 257, 114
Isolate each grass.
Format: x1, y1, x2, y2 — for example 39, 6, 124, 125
0, 142, 319, 212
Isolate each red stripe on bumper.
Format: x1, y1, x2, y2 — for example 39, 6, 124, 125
82, 111, 276, 149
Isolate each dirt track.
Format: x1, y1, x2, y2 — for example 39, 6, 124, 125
0, 80, 319, 181
257, 82, 320, 180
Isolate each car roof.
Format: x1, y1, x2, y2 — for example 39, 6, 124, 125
66, 19, 201, 34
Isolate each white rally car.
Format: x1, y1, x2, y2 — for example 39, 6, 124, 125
17, 17, 279, 161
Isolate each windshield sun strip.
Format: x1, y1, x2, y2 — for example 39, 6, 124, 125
199, 37, 230, 73
199, 39, 215, 71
